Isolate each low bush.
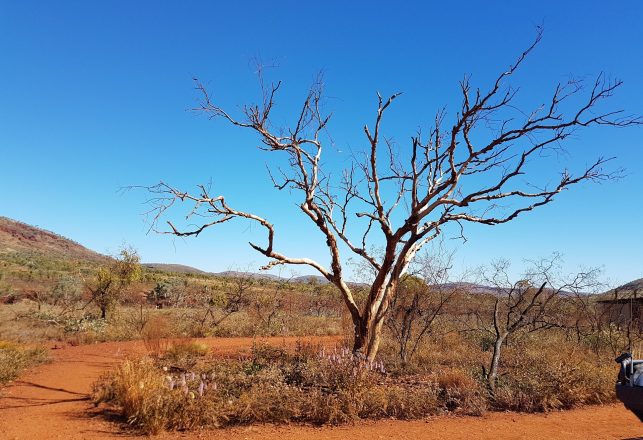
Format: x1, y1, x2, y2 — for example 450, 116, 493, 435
92, 343, 441, 434
0, 341, 49, 386
492, 338, 615, 412
433, 367, 487, 415
93, 330, 618, 434
162, 339, 210, 369
141, 316, 172, 356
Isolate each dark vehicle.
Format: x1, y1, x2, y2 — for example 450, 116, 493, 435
616, 352, 643, 421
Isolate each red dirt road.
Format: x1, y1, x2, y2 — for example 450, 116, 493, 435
0, 337, 641, 440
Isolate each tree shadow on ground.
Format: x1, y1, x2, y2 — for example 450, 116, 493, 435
0, 381, 89, 409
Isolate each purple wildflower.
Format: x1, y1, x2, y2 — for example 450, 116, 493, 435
198, 381, 205, 397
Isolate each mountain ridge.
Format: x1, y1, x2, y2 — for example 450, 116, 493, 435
1, 216, 641, 294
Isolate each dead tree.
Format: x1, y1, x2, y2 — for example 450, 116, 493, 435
477, 256, 601, 391
575, 284, 643, 355
196, 272, 253, 332
143, 30, 640, 360
251, 275, 293, 333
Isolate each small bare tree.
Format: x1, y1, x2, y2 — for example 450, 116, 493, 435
385, 249, 459, 366
50, 275, 83, 312
475, 255, 600, 391
143, 30, 640, 360
306, 279, 341, 318
147, 280, 185, 308
251, 275, 293, 333
195, 272, 253, 332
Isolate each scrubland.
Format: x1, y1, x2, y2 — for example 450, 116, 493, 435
0, 258, 634, 434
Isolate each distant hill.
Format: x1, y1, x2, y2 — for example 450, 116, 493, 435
143, 263, 207, 275
614, 278, 643, 293
2, 216, 640, 300
0, 217, 107, 263
292, 275, 329, 284
438, 282, 504, 295
214, 271, 282, 281
597, 278, 643, 301
0, 218, 216, 276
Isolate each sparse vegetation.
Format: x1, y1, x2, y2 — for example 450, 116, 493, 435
2, 2, 642, 437
93, 329, 618, 434
490, 334, 614, 412
92, 343, 443, 434
0, 216, 638, 434
0, 340, 49, 386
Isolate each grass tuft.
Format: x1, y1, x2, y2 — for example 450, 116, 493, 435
0, 341, 49, 386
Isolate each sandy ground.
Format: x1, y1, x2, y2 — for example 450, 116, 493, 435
0, 337, 641, 440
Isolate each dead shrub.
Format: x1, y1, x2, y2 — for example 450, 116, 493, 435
163, 339, 210, 369
141, 316, 171, 356
92, 358, 179, 434
165, 339, 209, 358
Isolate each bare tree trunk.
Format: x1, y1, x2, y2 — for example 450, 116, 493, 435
352, 281, 393, 361
399, 324, 412, 366
367, 319, 385, 361
352, 317, 384, 361
352, 318, 370, 358
488, 335, 505, 391
352, 307, 378, 360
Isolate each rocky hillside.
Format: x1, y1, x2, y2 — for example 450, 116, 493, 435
0, 217, 106, 263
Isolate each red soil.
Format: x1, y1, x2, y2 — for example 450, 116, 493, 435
0, 337, 641, 440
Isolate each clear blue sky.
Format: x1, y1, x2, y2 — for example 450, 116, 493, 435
1, 1, 641, 285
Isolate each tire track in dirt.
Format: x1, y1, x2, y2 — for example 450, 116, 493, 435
0, 337, 641, 440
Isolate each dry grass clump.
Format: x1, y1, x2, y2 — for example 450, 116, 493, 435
141, 316, 171, 356
0, 340, 49, 386
377, 328, 615, 416
492, 337, 615, 412
91, 357, 181, 433
433, 368, 487, 415
165, 339, 209, 359
92, 343, 441, 434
